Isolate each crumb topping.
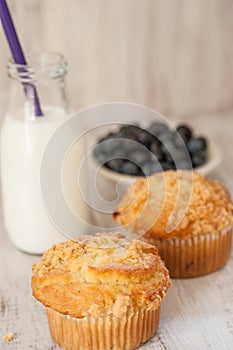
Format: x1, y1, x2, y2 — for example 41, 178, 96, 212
113, 171, 233, 239
3, 333, 13, 342
32, 233, 171, 318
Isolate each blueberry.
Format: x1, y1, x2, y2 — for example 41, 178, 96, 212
112, 148, 126, 158
119, 125, 129, 135
137, 130, 154, 147
129, 150, 149, 166
121, 161, 140, 176
187, 137, 207, 155
174, 159, 193, 170
95, 141, 108, 155
113, 131, 123, 138
149, 141, 163, 161
93, 141, 111, 163
192, 151, 207, 168
155, 142, 192, 170
120, 124, 141, 139
149, 122, 170, 137
106, 138, 123, 155
94, 150, 109, 165
121, 139, 137, 153
161, 143, 175, 163
142, 162, 162, 176
176, 124, 192, 144
160, 161, 173, 171
174, 147, 190, 162
166, 161, 176, 170
104, 159, 124, 172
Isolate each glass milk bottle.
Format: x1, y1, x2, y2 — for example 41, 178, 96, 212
1, 52, 88, 254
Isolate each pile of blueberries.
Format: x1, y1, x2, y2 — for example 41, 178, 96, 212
93, 122, 208, 176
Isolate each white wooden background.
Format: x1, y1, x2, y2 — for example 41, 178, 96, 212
1, 113, 233, 349
0, 0, 233, 121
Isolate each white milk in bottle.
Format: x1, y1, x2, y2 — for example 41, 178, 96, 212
1, 53, 89, 254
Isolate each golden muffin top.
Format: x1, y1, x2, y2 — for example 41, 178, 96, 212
31, 232, 171, 318
113, 170, 233, 239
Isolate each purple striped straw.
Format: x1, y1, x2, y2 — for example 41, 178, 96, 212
0, 0, 43, 116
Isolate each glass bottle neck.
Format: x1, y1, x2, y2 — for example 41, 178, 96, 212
6, 52, 68, 120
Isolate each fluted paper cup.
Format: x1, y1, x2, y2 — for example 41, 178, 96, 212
46, 306, 160, 350
144, 226, 232, 278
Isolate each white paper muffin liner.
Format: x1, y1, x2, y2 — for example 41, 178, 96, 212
46, 306, 160, 350
148, 226, 232, 278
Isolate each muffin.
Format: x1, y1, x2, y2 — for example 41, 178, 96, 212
113, 171, 233, 278
31, 232, 171, 350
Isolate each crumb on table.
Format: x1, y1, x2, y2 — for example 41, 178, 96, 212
3, 332, 14, 342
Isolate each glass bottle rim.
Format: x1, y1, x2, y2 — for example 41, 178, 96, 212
7, 51, 67, 83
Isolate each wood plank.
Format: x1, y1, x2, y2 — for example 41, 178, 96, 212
0, 0, 233, 121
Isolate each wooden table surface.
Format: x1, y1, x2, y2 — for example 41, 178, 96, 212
1, 112, 233, 350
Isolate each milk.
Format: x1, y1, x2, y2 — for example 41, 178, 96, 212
1, 106, 88, 254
